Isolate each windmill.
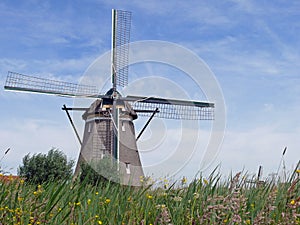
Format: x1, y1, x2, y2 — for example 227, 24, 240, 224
4, 9, 214, 186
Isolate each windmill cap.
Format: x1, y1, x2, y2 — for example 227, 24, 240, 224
105, 88, 122, 97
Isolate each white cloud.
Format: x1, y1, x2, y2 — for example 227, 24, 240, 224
1, 0, 299, 181
0, 56, 98, 82
140, 123, 213, 179
0, 118, 79, 174
219, 125, 300, 178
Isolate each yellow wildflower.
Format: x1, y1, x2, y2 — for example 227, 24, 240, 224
246, 219, 251, 224
75, 202, 81, 206
290, 199, 295, 205
105, 198, 111, 204
296, 169, 300, 174
140, 176, 144, 183
20, 179, 25, 184
146, 193, 153, 199
95, 192, 99, 195
181, 176, 187, 184
156, 204, 166, 209
87, 199, 91, 205
203, 179, 208, 185
33, 191, 38, 196
98, 220, 103, 224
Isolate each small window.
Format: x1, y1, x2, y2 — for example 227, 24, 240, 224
125, 163, 130, 174
88, 123, 91, 132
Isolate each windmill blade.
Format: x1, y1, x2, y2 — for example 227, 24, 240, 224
4, 71, 101, 98
122, 95, 214, 120
111, 9, 132, 88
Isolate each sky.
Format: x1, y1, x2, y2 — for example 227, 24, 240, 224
0, 0, 299, 181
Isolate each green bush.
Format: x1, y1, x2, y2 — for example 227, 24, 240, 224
79, 156, 120, 186
18, 148, 74, 183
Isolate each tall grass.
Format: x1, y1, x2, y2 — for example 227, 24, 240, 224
0, 170, 299, 224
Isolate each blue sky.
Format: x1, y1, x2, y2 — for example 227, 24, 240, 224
0, 0, 299, 180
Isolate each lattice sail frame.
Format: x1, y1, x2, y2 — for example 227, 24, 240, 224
131, 101, 214, 120
111, 9, 132, 87
4, 72, 214, 120
4, 71, 99, 97
123, 96, 214, 120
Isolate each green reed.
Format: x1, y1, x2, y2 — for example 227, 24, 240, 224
0, 170, 299, 224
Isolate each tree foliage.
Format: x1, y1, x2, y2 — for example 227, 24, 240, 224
18, 148, 74, 183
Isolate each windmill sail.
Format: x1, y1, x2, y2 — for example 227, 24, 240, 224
4, 71, 100, 97
111, 9, 132, 88
4, 8, 215, 187
110, 9, 132, 175
123, 95, 214, 120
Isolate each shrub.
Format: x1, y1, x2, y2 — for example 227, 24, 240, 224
79, 156, 120, 186
18, 148, 74, 183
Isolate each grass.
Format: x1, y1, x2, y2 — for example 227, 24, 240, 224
0, 170, 299, 225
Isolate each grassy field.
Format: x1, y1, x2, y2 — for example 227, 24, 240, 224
0, 170, 299, 225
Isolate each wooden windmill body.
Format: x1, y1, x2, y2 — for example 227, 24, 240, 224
4, 9, 214, 186
75, 90, 144, 186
